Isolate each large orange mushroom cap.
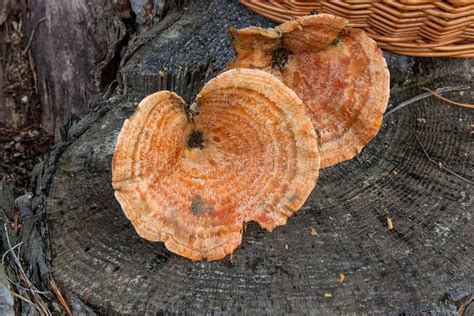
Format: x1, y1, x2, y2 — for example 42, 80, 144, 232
112, 68, 320, 261
229, 14, 390, 168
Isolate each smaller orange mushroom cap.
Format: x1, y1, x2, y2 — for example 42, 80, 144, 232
229, 14, 390, 168
112, 68, 320, 261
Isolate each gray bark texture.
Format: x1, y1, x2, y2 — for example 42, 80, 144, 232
25, 0, 176, 139
1, 0, 473, 314
27, 0, 125, 139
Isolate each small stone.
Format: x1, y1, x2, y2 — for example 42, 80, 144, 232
324, 292, 332, 299
21, 95, 28, 103
310, 227, 317, 236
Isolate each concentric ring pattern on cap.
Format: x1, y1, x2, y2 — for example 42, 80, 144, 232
229, 14, 390, 168
112, 68, 320, 261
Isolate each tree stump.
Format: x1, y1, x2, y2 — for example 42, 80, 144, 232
14, 0, 474, 314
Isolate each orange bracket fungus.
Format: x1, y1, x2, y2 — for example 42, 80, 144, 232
112, 69, 320, 261
229, 14, 390, 168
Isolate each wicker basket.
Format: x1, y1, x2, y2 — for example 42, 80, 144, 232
239, 1, 474, 58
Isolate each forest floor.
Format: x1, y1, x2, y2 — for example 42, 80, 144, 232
0, 3, 53, 195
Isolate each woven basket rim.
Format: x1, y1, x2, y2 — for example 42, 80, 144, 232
239, 0, 474, 58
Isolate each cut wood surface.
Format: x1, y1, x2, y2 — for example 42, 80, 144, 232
7, 0, 474, 314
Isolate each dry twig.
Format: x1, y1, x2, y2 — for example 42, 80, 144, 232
385, 85, 470, 116
2, 241, 22, 265
27, 50, 39, 94
22, 17, 46, 56
422, 87, 474, 109
51, 278, 73, 316
12, 212, 21, 233
415, 134, 473, 185
2, 242, 49, 296
11, 291, 37, 307
3, 224, 52, 315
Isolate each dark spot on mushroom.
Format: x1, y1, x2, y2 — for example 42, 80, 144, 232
191, 195, 213, 214
188, 130, 204, 149
272, 47, 292, 70
288, 194, 299, 202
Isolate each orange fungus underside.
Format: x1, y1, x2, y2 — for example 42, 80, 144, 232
112, 69, 320, 261
228, 14, 390, 168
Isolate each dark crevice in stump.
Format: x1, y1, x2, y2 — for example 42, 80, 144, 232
120, 0, 273, 103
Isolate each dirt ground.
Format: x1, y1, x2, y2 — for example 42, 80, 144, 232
1, 4, 53, 195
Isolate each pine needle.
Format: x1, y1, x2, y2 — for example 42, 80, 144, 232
50, 278, 72, 316
415, 134, 473, 185
422, 87, 474, 109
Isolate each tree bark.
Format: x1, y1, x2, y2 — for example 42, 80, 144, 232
25, 0, 192, 140
26, 0, 126, 139
2, 0, 474, 314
